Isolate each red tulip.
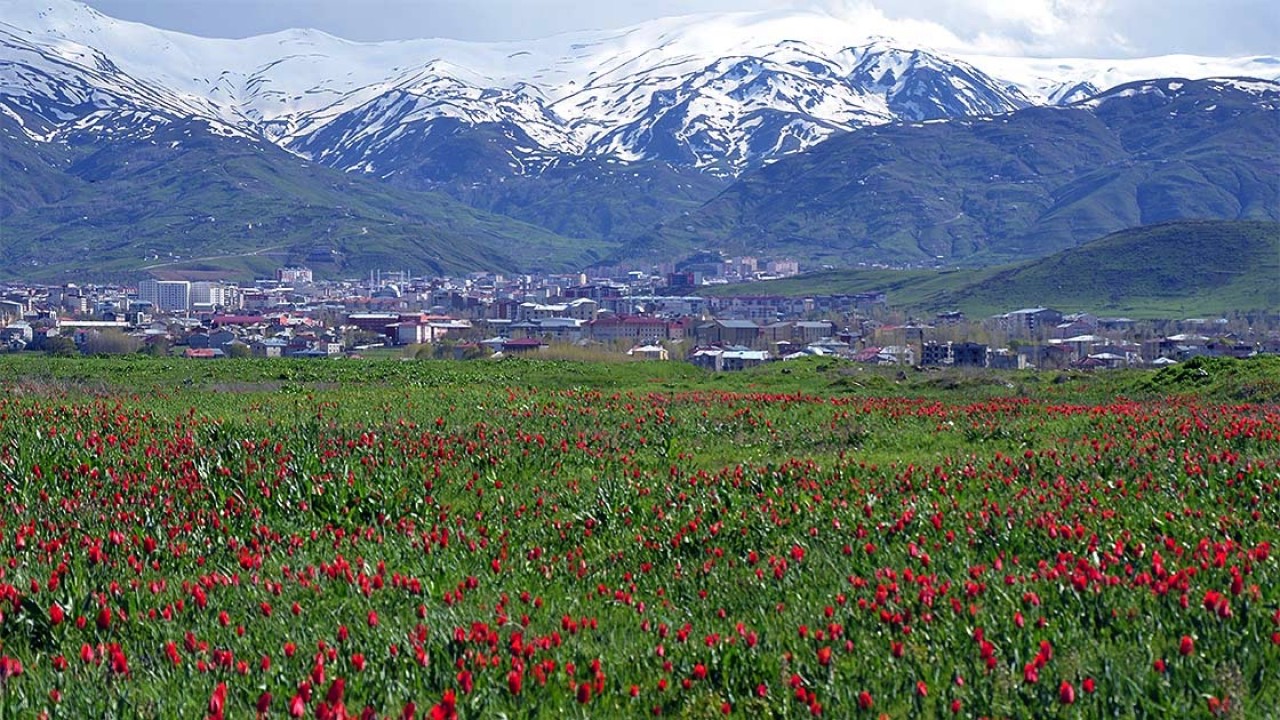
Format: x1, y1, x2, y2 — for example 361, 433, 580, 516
1059, 680, 1076, 705
508, 669, 523, 695
1179, 635, 1195, 656
208, 682, 227, 718
0, 656, 23, 681
326, 677, 345, 705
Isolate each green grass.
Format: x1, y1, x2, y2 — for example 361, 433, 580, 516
0, 353, 1276, 717
4, 351, 1278, 404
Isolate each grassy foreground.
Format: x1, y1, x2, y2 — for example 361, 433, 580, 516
0, 355, 1276, 718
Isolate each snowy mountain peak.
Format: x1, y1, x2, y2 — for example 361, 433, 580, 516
2, 0, 1278, 176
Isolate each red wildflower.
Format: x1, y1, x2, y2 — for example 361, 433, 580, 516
1179, 635, 1195, 656
109, 644, 129, 675
326, 678, 345, 705
208, 682, 227, 719
0, 656, 23, 681
1059, 680, 1076, 705
429, 689, 457, 720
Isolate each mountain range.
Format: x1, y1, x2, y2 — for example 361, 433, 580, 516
627, 77, 1280, 266
2, 0, 1278, 278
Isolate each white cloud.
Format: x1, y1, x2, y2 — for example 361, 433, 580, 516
81, 0, 1280, 57
812, 0, 1136, 55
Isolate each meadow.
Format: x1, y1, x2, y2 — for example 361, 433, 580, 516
0, 355, 1276, 718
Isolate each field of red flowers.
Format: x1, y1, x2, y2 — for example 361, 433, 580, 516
0, 358, 1276, 718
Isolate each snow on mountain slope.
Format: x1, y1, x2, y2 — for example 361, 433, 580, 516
2, 0, 1278, 174
960, 53, 1280, 105
1074, 77, 1280, 110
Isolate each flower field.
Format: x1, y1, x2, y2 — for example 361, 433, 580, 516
0, 357, 1276, 718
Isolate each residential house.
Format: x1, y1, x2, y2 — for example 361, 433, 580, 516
689, 347, 769, 371
251, 338, 288, 358
1052, 334, 1108, 362
588, 315, 672, 343
878, 345, 916, 365
347, 312, 402, 339
952, 342, 988, 368
1, 321, 34, 348
695, 320, 761, 347
792, 321, 836, 344
806, 338, 852, 357
627, 344, 669, 361
989, 348, 1030, 370
501, 337, 547, 354
997, 307, 1063, 335
510, 317, 585, 341
515, 298, 598, 322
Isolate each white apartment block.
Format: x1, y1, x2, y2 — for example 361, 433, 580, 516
190, 282, 229, 310
276, 267, 313, 284
138, 280, 191, 312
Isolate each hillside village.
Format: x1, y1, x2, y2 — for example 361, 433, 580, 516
2, 260, 1278, 370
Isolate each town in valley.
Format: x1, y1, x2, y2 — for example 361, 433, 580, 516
3, 255, 1276, 370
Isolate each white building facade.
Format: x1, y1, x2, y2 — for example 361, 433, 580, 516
138, 280, 191, 312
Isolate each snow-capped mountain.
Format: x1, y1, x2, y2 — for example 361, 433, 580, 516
4, 0, 1277, 178
618, 76, 1280, 267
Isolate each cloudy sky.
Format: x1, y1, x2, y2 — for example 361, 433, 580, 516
82, 0, 1279, 57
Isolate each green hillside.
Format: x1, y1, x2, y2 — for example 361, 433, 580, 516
0, 117, 606, 281
709, 221, 1280, 317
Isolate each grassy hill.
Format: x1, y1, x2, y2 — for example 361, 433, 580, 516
0, 116, 608, 281
708, 220, 1280, 317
